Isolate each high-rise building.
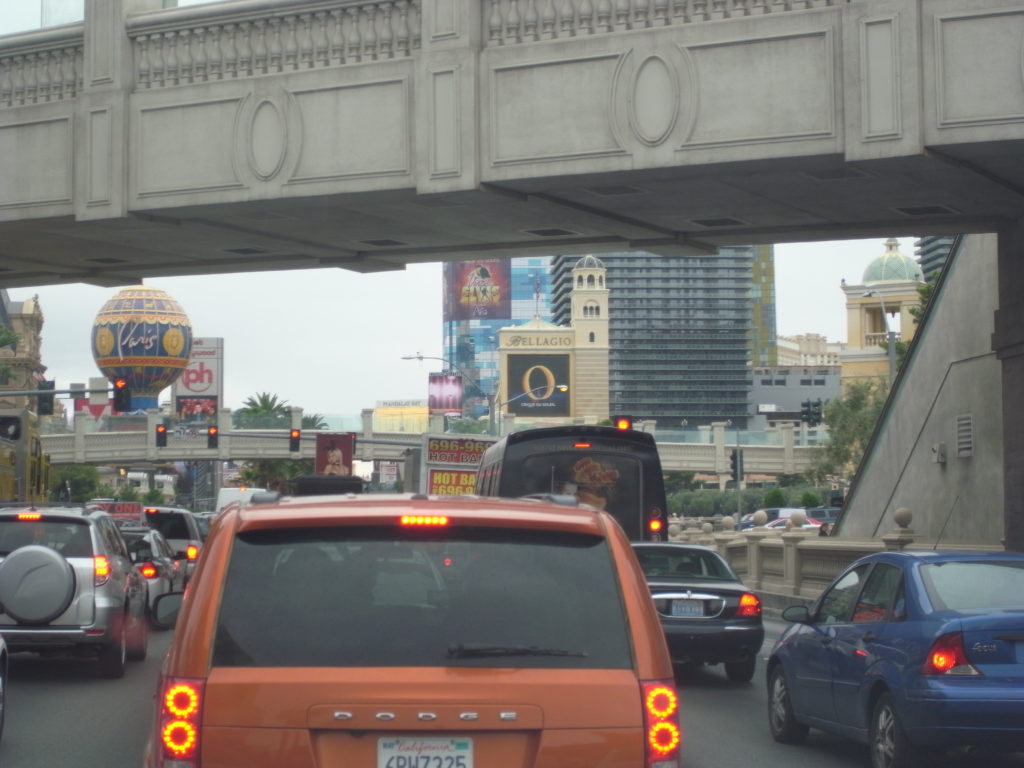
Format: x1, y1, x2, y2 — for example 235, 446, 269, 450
552, 247, 765, 428
915, 235, 955, 283
442, 256, 554, 416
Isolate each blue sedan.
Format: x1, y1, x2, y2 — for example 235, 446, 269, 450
766, 550, 1024, 768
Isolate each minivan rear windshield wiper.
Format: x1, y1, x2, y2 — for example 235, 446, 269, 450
447, 643, 588, 659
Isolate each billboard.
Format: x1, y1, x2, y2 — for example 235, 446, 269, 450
419, 435, 492, 495
428, 373, 463, 414
172, 337, 223, 423
443, 259, 511, 320
505, 354, 571, 416
315, 433, 356, 475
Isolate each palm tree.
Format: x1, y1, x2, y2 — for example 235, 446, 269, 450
302, 413, 328, 430
234, 392, 291, 429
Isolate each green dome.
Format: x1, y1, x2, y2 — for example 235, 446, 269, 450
863, 238, 924, 283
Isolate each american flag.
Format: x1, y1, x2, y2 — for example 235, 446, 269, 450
32, 368, 46, 382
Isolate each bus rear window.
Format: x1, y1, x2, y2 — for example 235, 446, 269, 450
212, 526, 633, 669
518, 453, 642, 519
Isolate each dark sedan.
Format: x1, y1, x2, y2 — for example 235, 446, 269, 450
766, 550, 1024, 768
632, 542, 764, 682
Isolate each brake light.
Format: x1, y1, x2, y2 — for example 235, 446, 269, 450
922, 631, 981, 676
17, 512, 42, 521
400, 515, 449, 526
139, 562, 158, 579
649, 519, 663, 532
641, 680, 681, 768
573, 442, 592, 448
157, 677, 205, 766
94, 555, 112, 586
736, 592, 761, 617
186, 545, 199, 561
145, 508, 158, 515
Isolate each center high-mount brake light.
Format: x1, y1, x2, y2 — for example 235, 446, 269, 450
400, 515, 449, 526
641, 680, 681, 768
158, 677, 205, 766
573, 442, 592, 449
17, 512, 42, 521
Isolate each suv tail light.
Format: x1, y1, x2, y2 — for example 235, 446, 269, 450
156, 676, 205, 767
94, 555, 112, 586
186, 545, 199, 561
921, 631, 981, 676
641, 680, 681, 768
736, 592, 761, 617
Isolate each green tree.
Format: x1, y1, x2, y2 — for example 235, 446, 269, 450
302, 413, 329, 430
763, 487, 787, 507
880, 276, 937, 371
237, 458, 314, 493
234, 392, 291, 429
810, 378, 889, 481
143, 487, 165, 504
664, 471, 697, 495
799, 490, 821, 507
116, 484, 140, 502
50, 465, 102, 501
0, 325, 19, 381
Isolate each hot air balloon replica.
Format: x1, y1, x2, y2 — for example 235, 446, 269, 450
92, 286, 193, 411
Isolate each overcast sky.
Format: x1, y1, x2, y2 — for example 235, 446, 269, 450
6, 238, 915, 415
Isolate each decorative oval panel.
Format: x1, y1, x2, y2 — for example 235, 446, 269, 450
630, 55, 678, 146
249, 99, 287, 181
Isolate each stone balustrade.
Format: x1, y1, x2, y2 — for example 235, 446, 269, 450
485, 0, 841, 46
127, 0, 421, 90
0, 26, 84, 109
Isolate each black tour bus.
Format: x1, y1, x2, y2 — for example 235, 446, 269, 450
474, 424, 668, 541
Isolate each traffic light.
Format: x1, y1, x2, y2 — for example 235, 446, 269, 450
811, 399, 824, 427
112, 379, 131, 412
800, 399, 813, 423
729, 449, 744, 482
207, 425, 219, 449
612, 415, 633, 431
289, 428, 301, 452
37, 380, 55, 415
155, 423, 168, 447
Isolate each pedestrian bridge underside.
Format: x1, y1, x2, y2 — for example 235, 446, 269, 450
2, 0, 1024, 286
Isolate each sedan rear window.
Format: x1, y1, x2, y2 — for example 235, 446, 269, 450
920, 560, 1024, 612
213, 526, 633, 669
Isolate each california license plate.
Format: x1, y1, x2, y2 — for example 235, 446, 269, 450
378, 737, 473, 768
671, 599, 703, 617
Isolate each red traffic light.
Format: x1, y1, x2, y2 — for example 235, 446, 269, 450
207, 425, 219, 449
288, 428, 301, 452
155, 423, 168, 448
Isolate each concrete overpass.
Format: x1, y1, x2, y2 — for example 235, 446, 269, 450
4, 0, 1024, 548
40, 411, 818, 476
1, 0, 1023, 286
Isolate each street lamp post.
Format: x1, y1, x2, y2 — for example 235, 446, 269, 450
490, 384, 569, 436
863, 290, 897, 382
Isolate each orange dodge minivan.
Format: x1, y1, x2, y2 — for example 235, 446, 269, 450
145, 494, 681, 768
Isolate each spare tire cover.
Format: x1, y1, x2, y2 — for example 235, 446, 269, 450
0, 545, 77, 624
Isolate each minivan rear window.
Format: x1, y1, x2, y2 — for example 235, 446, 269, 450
144, 511, 192, 540
0, 519, 93, 557
213, 526, 633, 669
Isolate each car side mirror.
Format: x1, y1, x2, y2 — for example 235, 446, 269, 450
152, 592, 185, 630
781, 604, 811, 623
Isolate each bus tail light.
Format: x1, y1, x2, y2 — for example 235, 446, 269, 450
641, 680, 681, 768
647, 508, 664, 541
157, 676, 205, 767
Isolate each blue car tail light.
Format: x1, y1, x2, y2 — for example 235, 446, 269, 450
921, 631, 981, 676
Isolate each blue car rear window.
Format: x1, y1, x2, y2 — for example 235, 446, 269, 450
920, 560, 1024, 612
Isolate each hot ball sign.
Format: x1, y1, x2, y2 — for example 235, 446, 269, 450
92, 286, 193, 402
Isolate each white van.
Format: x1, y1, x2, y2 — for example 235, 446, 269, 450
215, 486, 266, 515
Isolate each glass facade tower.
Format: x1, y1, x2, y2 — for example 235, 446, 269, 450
552, 247, 765, 428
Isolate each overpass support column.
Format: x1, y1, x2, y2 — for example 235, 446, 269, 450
995, 220, 1024, 552
76, 0, 162, 222
415, 0, 484, 194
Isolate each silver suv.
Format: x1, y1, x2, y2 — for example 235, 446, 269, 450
0, 504, 149, 678
140, 505, 203, 584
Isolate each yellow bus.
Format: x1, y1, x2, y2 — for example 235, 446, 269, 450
0, 408, 51, 503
